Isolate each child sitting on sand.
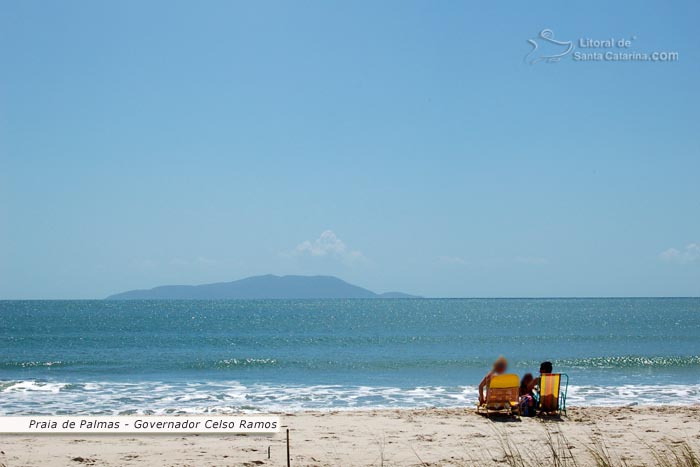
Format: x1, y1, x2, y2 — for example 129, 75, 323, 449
519, 373, 536, 416
478, 356, 508, 405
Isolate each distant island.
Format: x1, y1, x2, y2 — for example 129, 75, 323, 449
105, 274, 420, 300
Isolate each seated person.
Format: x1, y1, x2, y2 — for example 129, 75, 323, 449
478, 356, 508, 405
527, 361, 553, 391
519, 373, 536, 416
527, 361, 554, 408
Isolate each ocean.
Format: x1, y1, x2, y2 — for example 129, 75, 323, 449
1, 298, 698, 415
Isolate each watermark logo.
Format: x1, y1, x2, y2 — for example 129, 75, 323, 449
524, 29, 679, 64
525, 29, 574, 65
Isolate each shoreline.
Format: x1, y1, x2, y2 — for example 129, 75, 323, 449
3, 379, 700, 414
2, 405, 699, 466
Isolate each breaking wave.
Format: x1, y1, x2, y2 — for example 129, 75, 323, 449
1, 380, 699, 415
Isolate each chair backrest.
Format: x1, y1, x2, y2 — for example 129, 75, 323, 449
486, 374, 519, 405
539, 373, 561, 412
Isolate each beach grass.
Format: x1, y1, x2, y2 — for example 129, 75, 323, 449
462, 423, 700, 467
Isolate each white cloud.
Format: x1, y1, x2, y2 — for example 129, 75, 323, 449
438, 255, 467, 265
294, 230, 365, 263
195, 256, 217, 265
133, 258, 158, 269
659, 243, 700, 264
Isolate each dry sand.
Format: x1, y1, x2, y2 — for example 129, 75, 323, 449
1, 406, 699, 467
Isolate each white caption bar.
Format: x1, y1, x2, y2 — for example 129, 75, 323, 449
0, 416, 280, 434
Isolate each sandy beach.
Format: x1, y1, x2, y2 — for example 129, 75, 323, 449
1, 406, 699, 467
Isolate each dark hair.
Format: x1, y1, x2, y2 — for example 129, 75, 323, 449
520, 373, 533, 395
539, 361, 553, 374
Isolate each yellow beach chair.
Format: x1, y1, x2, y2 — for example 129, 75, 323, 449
477, 374, 520, 417
538, 373, 568, 415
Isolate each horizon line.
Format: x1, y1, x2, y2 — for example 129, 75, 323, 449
2, 296, 699, 301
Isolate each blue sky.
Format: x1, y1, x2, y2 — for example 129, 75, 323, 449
1, 1, 699, 298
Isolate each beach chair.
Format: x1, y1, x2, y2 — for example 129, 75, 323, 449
477, 373, 520, 417
538, 373, 568, 416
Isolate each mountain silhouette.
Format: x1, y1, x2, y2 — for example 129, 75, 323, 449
105, 275, 419, 299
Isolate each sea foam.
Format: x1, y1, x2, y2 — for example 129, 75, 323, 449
1, 380, 699, 415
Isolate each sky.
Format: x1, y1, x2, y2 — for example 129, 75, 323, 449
1, 1, 699, 299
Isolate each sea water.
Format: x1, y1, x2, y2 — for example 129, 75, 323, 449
1, 298, 698, 414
